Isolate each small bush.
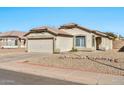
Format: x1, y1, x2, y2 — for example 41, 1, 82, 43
70, 47, 78, 52
54, 48, 60, 54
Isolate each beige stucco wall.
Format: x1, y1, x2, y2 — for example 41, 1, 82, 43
55, 36, 73, 52
99, 37, 112, 50
61, 28, 113, 51
26, 32, 73, 52
93, 33, 113, 50
60, 28, 94, 50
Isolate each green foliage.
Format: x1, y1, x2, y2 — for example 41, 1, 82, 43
105, 32, 118, 38
104, 32, 118, 40
70, 47, 78, 52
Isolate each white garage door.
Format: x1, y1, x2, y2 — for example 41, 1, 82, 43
28, 39, 53, 53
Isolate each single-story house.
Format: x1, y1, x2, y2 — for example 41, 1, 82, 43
24, 23, 113, 53
0, 31, 26, 48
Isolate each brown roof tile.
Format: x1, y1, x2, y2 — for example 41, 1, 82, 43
24, 23, 113, 39
60, 23, 113, 39
0, 31, 26, 38
59, 23, 92, 33
25, 26, 72, 37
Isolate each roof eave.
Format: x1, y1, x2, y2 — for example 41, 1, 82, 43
59, 24, 92, 33
0, 35, 19, 38
24, 29, 58, 37
58, 33, 73, 37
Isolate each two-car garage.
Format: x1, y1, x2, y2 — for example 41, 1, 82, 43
24, 26, 73, 53
27, 38, 54, 53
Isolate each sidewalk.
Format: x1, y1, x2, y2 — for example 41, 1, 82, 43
0, 61, 124, 85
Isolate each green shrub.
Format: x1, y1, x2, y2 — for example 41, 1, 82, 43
54, 48, 60, 54
70, 47, 78, 52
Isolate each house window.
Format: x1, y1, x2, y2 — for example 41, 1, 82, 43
75, 36, 86, 47
92, 35, 95, 47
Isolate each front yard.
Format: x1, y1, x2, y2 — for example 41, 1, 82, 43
25, 50, 124, 76
0, 49, 123, 76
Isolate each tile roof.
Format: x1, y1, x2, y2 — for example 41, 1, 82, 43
0, 31, 26, 38
24, 23, 113, 39
60, 23, 113, 39
59, 23, 92, 33
92, 30, 107, 37
92, 30, 113, 39
25, 26, 72, 36
61, 23, 78, 27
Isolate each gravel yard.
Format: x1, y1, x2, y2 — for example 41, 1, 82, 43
25, 50, 124, 76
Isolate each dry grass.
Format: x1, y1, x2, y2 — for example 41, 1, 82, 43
26, 50, 124, 76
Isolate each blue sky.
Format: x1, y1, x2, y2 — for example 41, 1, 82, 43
0, 7, 124, 36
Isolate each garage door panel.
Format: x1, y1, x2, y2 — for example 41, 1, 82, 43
28, 39, 53, 53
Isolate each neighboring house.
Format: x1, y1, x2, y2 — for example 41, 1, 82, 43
0, 31, 26, 48
24, 23, 113, 53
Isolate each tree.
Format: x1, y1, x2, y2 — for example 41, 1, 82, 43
104, 32, 118, 40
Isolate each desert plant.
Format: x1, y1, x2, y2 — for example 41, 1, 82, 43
54, 48, 60, 54
70, 47, 78, 52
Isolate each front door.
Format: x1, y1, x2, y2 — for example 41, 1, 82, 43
96, 37, 102, 50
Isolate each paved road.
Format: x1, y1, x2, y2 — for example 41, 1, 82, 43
0, 69, 82, 85
0, 53, 83, 85
0, 53, 43, 63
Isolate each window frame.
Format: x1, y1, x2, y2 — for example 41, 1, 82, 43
75, 36, 86, 48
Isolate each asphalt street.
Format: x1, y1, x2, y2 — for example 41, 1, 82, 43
0, 69, 82, 85
0, 53, 83, 85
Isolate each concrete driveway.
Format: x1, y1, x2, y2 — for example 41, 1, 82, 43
0, 52, 44, 63
0, 48, 46, 63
